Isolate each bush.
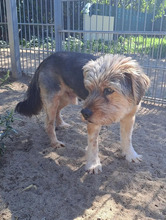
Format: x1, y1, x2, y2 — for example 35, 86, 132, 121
62, 36, 83, 52
19, 35, 166, 59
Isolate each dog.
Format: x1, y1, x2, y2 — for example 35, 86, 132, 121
15, 51, 150, 174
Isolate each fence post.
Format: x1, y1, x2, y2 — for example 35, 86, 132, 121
54, 0, 62, 51
6, 0, 21, 78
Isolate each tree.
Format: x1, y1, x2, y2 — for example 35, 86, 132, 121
90, 0, 166, 18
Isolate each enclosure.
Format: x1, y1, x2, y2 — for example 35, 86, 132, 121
0, 0, 166, 220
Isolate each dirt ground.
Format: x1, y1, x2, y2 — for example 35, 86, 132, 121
0, 75, 166, 220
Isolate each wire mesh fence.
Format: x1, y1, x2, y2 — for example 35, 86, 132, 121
0, 0, 166, 105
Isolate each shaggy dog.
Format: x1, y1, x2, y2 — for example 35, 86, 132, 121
15, 52, 150, 174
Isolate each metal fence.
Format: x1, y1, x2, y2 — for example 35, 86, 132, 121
0, 0, 10, 71
17, 0, 56, 74
0, 0, 166, 106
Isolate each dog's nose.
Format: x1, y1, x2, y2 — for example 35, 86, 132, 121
81, 108, 93, 120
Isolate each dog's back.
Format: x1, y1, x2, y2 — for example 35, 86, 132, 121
39, 52, 97, 99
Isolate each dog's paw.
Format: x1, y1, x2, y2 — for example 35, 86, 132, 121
85, 162, 102, 174
123, 150, 142, 163
51, 141, 65, 148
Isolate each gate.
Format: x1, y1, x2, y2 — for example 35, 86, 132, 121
0, 0, 166, 105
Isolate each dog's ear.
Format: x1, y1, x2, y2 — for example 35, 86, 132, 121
120, 73, 134, 98
124, 71, 150, 105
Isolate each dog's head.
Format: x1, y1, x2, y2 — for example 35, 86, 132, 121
81, 54, 150, 125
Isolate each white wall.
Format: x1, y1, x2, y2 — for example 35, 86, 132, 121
83, 14, 114, 41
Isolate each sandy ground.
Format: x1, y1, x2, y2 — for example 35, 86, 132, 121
0, 75, 166, 220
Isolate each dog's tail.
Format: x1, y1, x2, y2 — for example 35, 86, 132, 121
15, 68, 42, 117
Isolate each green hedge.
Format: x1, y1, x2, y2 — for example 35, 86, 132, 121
63, 35, 166, 59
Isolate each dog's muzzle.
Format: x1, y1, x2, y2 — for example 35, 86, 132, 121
81, 108, 93, 120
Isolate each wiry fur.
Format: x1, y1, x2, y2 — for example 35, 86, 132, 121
82, 54, 150, 126
83, 54, 150, 105
82, 54, 150, 173
15, 52, 150, 174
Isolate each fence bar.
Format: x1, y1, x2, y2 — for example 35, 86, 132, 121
60, 30, 166, 36
54, 0, 62, 51
6, 0, 21, 78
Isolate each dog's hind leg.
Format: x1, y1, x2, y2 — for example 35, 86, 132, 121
55, 96, 71, 129
56, 91, 77, 129
43, 95, 65, 148
120, 113, 142, 162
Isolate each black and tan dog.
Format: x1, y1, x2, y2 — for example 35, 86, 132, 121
15, 52, 150, 174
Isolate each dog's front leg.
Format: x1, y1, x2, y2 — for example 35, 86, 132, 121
85, 123, 102, 174
120, 114, 142, 162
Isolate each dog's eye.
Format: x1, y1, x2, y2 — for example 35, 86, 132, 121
103, 88, 114, 96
